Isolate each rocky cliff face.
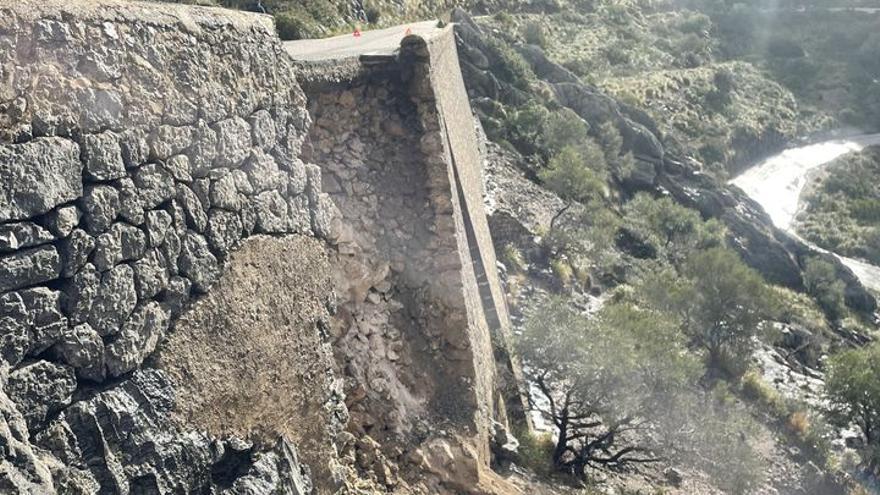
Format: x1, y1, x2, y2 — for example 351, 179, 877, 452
451, 9, 877, 314
0, 1, 521, 494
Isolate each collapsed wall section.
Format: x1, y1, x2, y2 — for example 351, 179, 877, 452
304, 63, 493, 490
0, 1, 340, 492
296, 26, 527, 492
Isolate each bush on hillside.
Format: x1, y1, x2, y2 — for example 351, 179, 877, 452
519, 299, 766, 491
539, 144, 607, 228
803, 258, 847, 320
624, 193, 725, 266
638, 248, 776, 377
826, 344, 880, 473
523, 21, 548, 48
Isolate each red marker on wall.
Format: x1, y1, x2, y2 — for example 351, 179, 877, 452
353, 28, 362, 37
405, 27, 412, 35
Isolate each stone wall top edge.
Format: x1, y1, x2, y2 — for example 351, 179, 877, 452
290, 58, 366, 88
3, 0, 276, 35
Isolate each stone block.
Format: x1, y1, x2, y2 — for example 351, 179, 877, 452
0, 245, 61, 292
42, 205, 81, 238
87, 264, 137, 336
133, 249, 169, 300
213, 117, 251, 168
92, 223, 147, 271
82, 131, 126, 181
206, 209, 242, 255
249, 109, 276, 150
178, 232, 219, 293
53, 323, 105, 382
134, 163, 176, 210
149, 125, 193, 161
105, 302, 170, 377
0, 138, 82, 222
80, 184, 120, 235
59, 228, 96, 278
0, 222, 55, 253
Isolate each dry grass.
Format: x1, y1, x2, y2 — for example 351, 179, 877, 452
786, 411, 810, 438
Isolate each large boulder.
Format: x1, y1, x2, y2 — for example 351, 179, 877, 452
5, 360, 77, 431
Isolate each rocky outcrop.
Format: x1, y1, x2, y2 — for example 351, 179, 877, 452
36, 369, 312, 494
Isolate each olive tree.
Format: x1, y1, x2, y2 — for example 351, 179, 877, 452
638, 248, 776, 376
518, 299, 700, 476
518, 297, 765, 491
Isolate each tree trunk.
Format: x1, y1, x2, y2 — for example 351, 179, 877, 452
553, 420, 568, 467
549, 202, 572, 231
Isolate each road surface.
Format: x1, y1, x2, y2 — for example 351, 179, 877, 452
284, 20, 442, 62
731, 134, 880, 291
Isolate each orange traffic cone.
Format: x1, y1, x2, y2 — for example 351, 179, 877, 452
353, 27, 362, 37
405, 27, 412, 35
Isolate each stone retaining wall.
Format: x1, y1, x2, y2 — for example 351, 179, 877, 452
0, 1, 334, 492
0, 1, 525, 493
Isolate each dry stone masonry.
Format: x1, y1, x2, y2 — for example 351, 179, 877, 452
0, 0, 523, 493
0, 1, 330, 492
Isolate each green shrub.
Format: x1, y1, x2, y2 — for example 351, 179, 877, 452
514, 429, 555, 476
826, 344, 880, 472
501, 244, 527, 273
484, 36, 534, 89
539, 145, 606, 208
638, 248, 776, 378
604, 45, 631, 66
493, 11, 514, 26
741, 370, 789, 417
363, 6, 381, 24
503, 103, 550, 154
542, 108, 590, 155
803, 258, 846, 320
274, 11, 315, 40
550, 257, 573, 285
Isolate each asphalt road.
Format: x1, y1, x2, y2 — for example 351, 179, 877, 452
283, 20, 442, 61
